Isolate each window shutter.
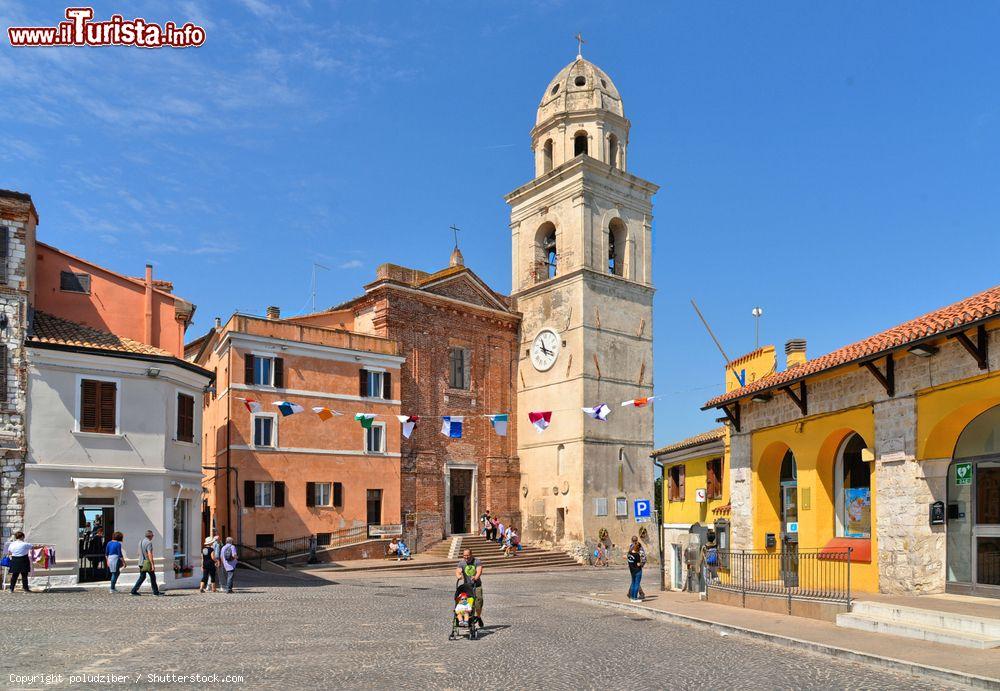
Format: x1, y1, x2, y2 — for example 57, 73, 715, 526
97, 381, 116, 434
678, 465, 686, 501
177, 394, 194, 442
274, 481, 285, 508
80, 379, 98, 432
333, 482, 343, 508
273, 357, 284, 388
382, 372, 391, 400
462, 349, 471, 389
359, 369, 367, 397
306, 482, 315, 507
0, 344, 8, 405
244, 354, 255, 385
0, 227, 8, 283
244, 480, 256, 508
716, 459, 724, 498
706, 461, 715, 499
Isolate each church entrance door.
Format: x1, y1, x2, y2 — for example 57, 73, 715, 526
448, 468, 473, 535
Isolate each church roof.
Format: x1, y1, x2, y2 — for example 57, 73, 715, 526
537, 57, 624, 125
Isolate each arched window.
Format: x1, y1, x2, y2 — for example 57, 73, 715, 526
608, 133, 619, 168
573, 131, 588, 157
556, 444, 565, 476
779, 449, 797, 531
535, 222, 557, 281
608, 218, 626, 276
543, 139, 553, 173
834, 434, 871, 538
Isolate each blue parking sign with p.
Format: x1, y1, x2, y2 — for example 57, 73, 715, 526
634, 499, 651, 519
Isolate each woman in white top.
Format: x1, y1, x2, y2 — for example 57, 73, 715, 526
5, 531, 33, 592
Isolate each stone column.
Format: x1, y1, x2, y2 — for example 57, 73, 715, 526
728, 430, 753, 550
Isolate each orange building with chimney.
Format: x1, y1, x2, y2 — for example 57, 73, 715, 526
187, 308, 404, 550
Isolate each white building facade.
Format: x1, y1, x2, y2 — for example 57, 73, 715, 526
24, 315, 211, 589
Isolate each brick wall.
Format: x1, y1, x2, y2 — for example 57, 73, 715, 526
365, 280, 522, 551
0, 191, 36, 539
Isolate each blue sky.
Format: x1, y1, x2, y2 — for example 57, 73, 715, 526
3, 1, 999, 446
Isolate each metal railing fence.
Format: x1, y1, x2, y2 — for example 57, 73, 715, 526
712, 547, 853, 606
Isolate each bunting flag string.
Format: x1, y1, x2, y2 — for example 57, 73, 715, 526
312, 407, 343, 421
441, 416, 463, 438
528, 411, 551, 433
274, 401, 305, 416
582, 403, 611, 421
488, 414, 508, 437
397, 415, 419, 439
621, 396, 658, 408
236, 397, 262, 413
354, 413, 377, 429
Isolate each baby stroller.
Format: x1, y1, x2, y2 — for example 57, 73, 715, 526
448, 579, 479, 641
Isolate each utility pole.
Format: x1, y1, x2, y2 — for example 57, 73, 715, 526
311, 262, 330, 312
752, 306, 764, 350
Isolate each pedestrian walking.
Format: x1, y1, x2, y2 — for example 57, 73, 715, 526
627, 536, 644, 602
130, 530, 162, 596
199, 536, 219, 593
455, 548, 484, 628
488, 516, 499, 541
4, 531, 33, 593
105, 531, 126, 593
480, 509, 491, 537
220, 537, 238, 593
496, 519, 505, 545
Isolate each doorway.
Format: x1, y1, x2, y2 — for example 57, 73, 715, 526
448, 468, 473, 535
779, 450, 799, 587
555, 507, 566, 542
366, 489, 383, 527
78, 499, 114, 583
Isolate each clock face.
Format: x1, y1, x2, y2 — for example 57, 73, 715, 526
531, 328, 560, 371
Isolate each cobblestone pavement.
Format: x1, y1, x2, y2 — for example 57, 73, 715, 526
0, 568, 962, 690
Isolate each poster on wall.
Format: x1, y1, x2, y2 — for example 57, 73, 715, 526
845, 488, 872, 538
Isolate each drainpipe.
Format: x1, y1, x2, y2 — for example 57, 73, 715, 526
143, 263, 154, 346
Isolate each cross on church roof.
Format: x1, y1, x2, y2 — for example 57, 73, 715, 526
450, 224, 461, 249
575, 32, 585, 59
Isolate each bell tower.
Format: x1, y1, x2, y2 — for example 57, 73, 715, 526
506, 54, 658, 552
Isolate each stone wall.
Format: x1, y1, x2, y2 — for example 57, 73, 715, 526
726, 325, 1000, 593
0, 191, 35, 540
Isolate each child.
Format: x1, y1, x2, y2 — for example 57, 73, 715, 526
455, 592, 474, 625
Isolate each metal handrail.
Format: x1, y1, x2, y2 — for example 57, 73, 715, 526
713, 547, 853, 606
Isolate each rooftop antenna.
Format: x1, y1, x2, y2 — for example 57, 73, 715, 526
311, 262, 330, 312
575, 32, 585, 59
752, 306, 764, 349
691, 298, 746, 386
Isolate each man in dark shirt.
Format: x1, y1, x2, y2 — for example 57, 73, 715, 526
455, 548, 484, 627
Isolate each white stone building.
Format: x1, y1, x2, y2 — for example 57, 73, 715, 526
23, 312, 211, 589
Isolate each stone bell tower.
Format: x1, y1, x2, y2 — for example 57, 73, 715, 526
506, 52, 658, 553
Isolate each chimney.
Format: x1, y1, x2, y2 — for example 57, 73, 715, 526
214, 317, 222, 331
785, 339, 807, 369
143, 263, 154, 346
266, 305, 281, 320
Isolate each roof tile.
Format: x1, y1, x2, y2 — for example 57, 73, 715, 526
29, 311, 174, 357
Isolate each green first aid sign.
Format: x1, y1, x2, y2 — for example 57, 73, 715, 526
955, 462, 973, 485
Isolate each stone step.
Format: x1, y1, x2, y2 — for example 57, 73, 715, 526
849, 601, 1000, 638
836, 612, 1000, 649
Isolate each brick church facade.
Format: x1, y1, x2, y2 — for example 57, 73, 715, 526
295, 248, 522, 550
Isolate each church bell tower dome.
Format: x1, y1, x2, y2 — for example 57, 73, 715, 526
531, 55, 630, 178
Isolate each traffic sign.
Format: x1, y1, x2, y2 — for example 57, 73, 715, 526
634, 499, 651, 519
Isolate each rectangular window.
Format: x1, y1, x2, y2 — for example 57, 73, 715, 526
316, 532, 332, 546
245, 354, 283, 387
254, 356, 273, 386
362, 369, 384, 398
448, 347, 471, 389
254, 481, 274, 508
333, 482, 343, 508
314, 482, 332, 507
172, 498, 188, 571
594, 497, 608, 516
255, 533, 274, 548
707, 458, 723, 500
60, 271, 91, 294
365, 423, 385, 453
79, 379, 117, 434
615, 496, 628, 517
253, 414, 275, 448
668, 465, 686, 502
176, 392, 195, 443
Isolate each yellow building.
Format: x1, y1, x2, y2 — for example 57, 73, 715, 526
701, 283, 1000, 597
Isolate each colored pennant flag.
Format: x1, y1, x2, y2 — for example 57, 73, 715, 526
312, 407, 342, 421
239, 398, 262, 413
582, 403, 611, 421
397, 415, 419, 439
355, 413, 377, 429
528, 411, 551, 433
440, 416, 464, 438
274, 401, 305, 416
488, 413, 509, 437
621, 396, 656, 408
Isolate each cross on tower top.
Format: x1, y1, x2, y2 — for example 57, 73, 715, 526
449, 224, 461, 249
575, 32, 585, 59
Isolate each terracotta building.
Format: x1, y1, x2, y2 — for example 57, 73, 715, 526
293, 249, 521, 550
186, 309, 404, 548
